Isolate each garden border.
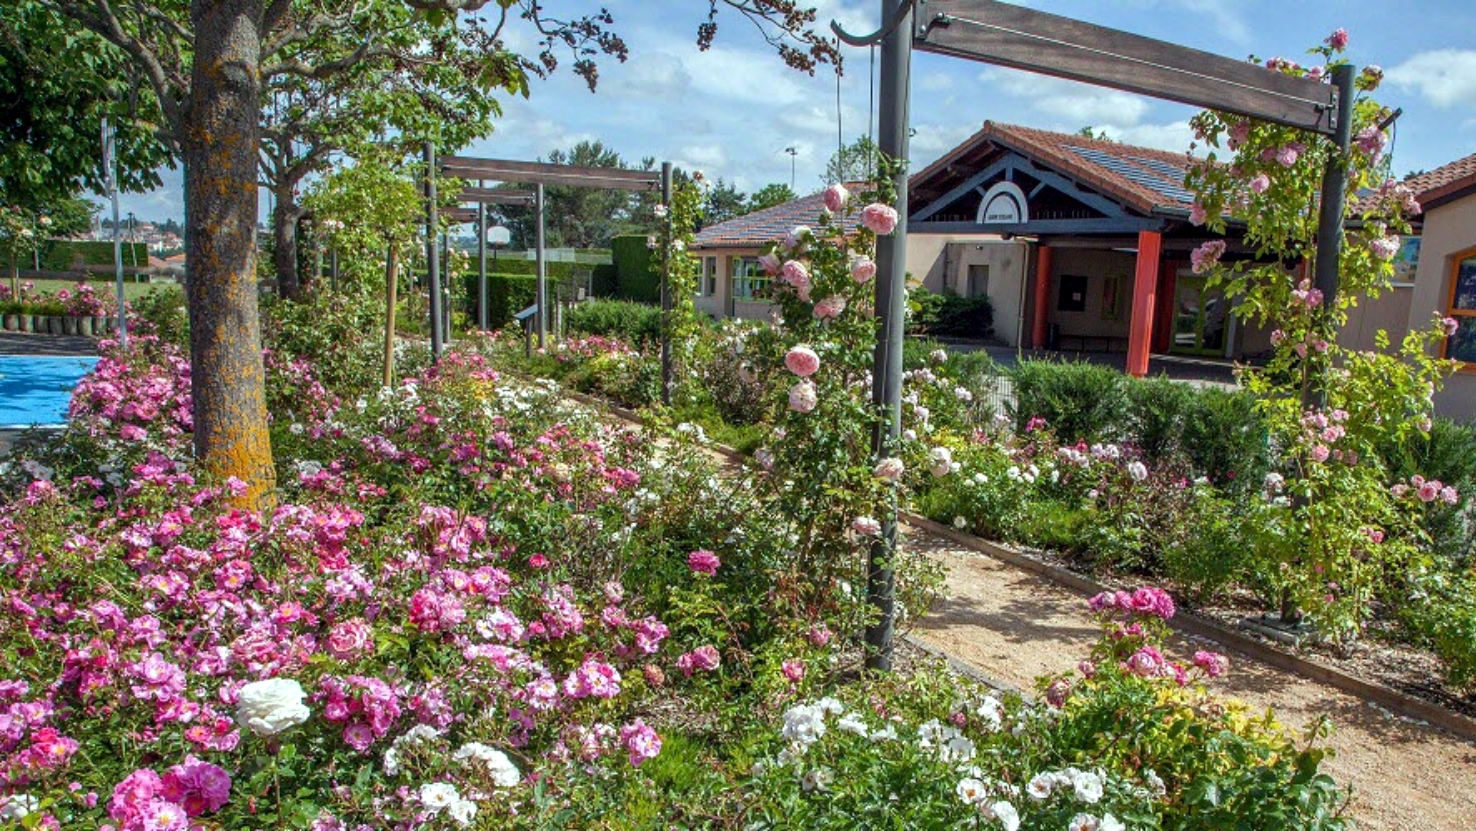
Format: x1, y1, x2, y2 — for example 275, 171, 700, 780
551, 385, 1476, 744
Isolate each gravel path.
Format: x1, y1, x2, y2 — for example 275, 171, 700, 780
906, 527, 1476, 830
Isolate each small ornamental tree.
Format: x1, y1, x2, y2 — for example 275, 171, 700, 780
656, 175, 704, 404
1185, 30, 1456, 639
0, 206, 48, 298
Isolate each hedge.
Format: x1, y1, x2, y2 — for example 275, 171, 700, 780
461, 272, 552, 329
609, 235, 659, 303
565, 299, 662, 344
39, 241, 149, 271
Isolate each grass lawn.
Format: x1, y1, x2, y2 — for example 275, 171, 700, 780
26, 277, 180, 302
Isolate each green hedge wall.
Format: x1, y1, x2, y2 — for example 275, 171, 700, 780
609, 235, 658, 303
461, 272, 556, 329
468, 256, 581, 281
39, 241, 149, 271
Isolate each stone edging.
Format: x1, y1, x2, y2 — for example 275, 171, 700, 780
551, 382, 1476, 744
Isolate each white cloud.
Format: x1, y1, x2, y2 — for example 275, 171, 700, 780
1102, 122, 1196, 154
1388, 50, 1476, 109
980, 68, 1152, 128
678, 144, 728, 170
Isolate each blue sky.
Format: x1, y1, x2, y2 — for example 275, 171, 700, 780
111, 0, 1476, 221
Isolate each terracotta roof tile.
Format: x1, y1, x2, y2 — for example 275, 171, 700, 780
910, 122, 1202, 216
694, 185, 866, 249
1404, 152, 1476, 211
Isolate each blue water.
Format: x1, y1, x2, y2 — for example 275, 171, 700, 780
0, 356, 100, 427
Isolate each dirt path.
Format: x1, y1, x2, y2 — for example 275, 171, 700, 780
907, 528, 1476, 830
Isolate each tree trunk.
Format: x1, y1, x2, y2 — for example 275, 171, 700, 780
273, 184, 302, 298
184, 0, 276, 509
383, 245, 398, 387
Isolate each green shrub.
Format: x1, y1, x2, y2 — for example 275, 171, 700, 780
39, 240, 148, 271
1126, 375, 1192, 462
1009, 359, 1128, 443
130, 288, 190, 346
909, 287, 994, 338
1379, 417, 1476, 567
1180, 385, 1269, 489
566, 299, 662, 344
591, 263, 619, 297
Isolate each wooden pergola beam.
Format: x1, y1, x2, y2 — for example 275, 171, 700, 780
456, 186, 535, 206
440, 156, 662, 192
915, 0, 1339, 135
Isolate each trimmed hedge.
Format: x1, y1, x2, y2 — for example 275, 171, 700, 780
1009, 359, 1128, 443
39, 241, 149, 271
609, 235, 659, 302
461, 272, 550, 329
910, 289, 995, 338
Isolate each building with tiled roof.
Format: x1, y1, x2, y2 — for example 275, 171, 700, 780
1393, 151, 1476, 418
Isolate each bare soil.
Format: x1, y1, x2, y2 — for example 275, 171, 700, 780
907, 526, 1476, 831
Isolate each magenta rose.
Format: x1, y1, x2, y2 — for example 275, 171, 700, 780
687, 549, 720, 576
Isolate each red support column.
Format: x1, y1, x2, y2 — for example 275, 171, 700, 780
1031, 245, 1053, 349
1127, 230, 1163, 377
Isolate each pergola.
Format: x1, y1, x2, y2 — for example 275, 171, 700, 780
423, 150, 675, 401
836, 0, 1357, 670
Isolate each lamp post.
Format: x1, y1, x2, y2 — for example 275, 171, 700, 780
784, 146, 798, 190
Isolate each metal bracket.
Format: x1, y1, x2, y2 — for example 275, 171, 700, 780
831, 0, 917, 47
1376, 107, 1403, 132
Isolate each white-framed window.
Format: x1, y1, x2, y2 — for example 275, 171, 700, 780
703, 256, 717, 297
732, 257, 770, 300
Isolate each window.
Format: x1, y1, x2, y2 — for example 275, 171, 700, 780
1445, 248, 1476, 364
732, 257, 771, 301
1057, 274, 1088, 312
704, 257, 717, 297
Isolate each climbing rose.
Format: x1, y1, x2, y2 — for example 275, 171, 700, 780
851, 516, 881, 536
326, 619, 373, 662
860, 203, 899, 235
781, 259, 810, 287
929, 446, 953, 477
676, 645, 721, 676
1190, 240, 1226, 274
788, 380, 818, 413
160, 756, 232, 816
687, 549, 720, 576
1370, 236, 1400, 260
850, 256, 877, 283
1249, 174, 1270, 194
1325, 28, 1349, 50
1188, 202, 1207, 225
785, 345, 820, 377
620, 719, 662, 767
1192, 650, 1228, 677
1443, 317, 1459, 336
823, 184, 850, 212
758, 253, 782, 276
813, 294, 846, 320
874, 457, 905, 482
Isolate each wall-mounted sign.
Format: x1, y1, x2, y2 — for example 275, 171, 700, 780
976, 181, 1029, 225
1391, 235, 1420, 285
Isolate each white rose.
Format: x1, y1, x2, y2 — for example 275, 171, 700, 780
453, 742, 521, 788
1100, 815, 1125, 831
990, 801, 1020, 831
447, 798, 478, 827
236, 678, 310, 737
419, 782, 460, 813
0, 795, 38, 821
1073, 771, 1104, 804
929, 447, 953, 478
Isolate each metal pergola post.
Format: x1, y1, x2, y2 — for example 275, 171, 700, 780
101, 117, 128, 349
864, 0, 914, 673
424, 141, 443, 362
477, 180, 488, 331
535, 182, 546, 350
660, 161, 674, 407
1311, 64, 1356, 336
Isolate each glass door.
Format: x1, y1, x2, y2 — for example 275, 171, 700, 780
1171, 272, 1228, 355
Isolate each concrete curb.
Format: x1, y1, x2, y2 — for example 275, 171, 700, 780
544, 378, 1476, 744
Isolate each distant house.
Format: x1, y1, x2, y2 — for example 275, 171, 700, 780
692, 182, 1025, 337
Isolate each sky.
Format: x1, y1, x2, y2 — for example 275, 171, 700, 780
107, 0, 1476, 222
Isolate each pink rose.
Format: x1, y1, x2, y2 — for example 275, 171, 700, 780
1325, 28, 1349, 50
850, 257, 877, 283
758, 253, 782, 276
860, 203, 899, 235
781, 660, 806, 683
1192, 650, 1228, 678
1370, 236, 1399, 261
1190, 240, 1226, 274
1310, 444, 1331, 463
822, 184, 850, 213
873, 457, 905, 482
851, 516, 881, 536
813, 295, 846, 320
785, 345, 821, 377
687, 549, 720, 576
1250, 174, 1270, 194
1189, 202, 1208, 225
788, 380, 818, 413
1443, 317, 1459, 337
676, 645, 721, 677
781, 259, 810, 287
